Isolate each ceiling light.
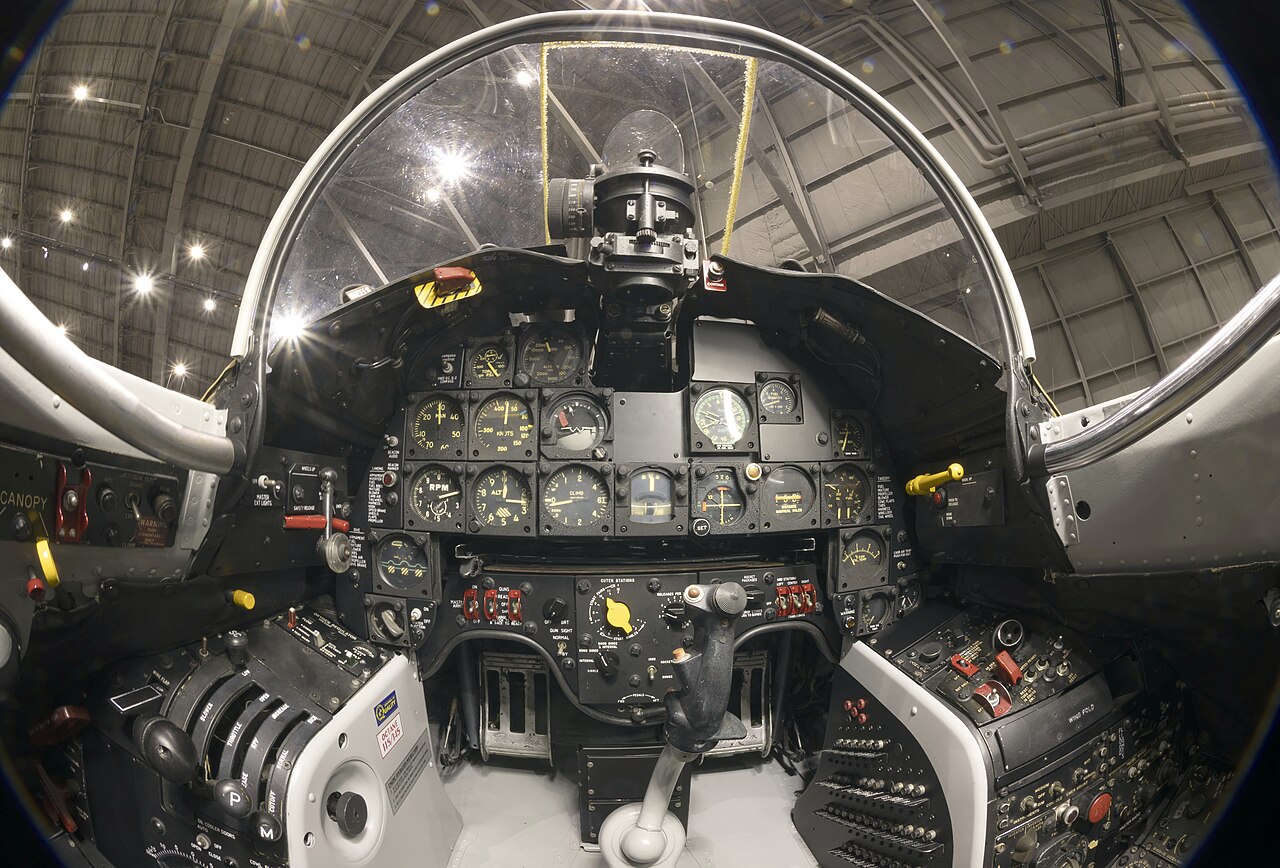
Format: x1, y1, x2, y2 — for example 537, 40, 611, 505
189, 243, 205, 261
274, 312, 306, 343
82, 261, 90, 271
172, 363, 188, 378
203, 297, 216, 312
134, 273, 154, 294
59, 209, 74, 224
515, 69, 536, 87
56, 324, 68, 336
72, 85, 88, 101
434, 149, 471, 184
1, 237, 11, 249
426, 187, 442, 203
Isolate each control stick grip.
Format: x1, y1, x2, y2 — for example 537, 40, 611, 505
662, 583, 748, 754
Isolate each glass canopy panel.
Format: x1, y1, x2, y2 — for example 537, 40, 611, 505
270, 35, 1004, 361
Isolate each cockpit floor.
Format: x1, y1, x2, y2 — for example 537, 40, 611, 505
441, 756, 819, 867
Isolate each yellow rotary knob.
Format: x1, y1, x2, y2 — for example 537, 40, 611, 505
605, 598, 633, 634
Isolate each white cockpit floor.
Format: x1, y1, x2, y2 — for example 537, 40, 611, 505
441, 756, 820, 868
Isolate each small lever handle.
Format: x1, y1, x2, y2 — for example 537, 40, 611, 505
133, 715, 198, 784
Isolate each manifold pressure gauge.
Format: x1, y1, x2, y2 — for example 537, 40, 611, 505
409, 395, 464, 457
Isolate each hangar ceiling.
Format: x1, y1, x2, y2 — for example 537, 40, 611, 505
0, 0, 1275, 413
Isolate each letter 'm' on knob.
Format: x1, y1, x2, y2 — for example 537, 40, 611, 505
214, 778, 253, 818
252, 810, 282, 842
133, 715, 198, 784
327, 791, 368, 838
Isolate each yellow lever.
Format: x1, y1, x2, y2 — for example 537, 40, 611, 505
35, 538, 60, 588
605, 598, 632, 634
906, 463, 965, 497
230, 589, 256, 611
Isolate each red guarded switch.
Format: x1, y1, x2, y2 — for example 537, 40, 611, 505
950, 653, 980, 677
462, 589, 480, 621
1088, 792, 1112, 824
995, 650, 1023, 686
483, 589, 499, 621
507, 589, 523, 624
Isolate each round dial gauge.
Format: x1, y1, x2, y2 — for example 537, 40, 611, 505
472, 466, 532, 529
629, 468, 675, 524
824, 464, 869, 524
861, 592, 891, 629
375, 535, 429, 590
470, 344, 509, 382
409, 395, 464, 456
695, 469, 746, 528
762, 466, 816, 521
588, 584, 646, 639
542, 465, 610, 529
758, 381, 797, 417
521, 327, 582, 385
840, 530, 885, 584
693, 388, 751, 449
548, 395, 607, 452
832, 416, 865, 456
408, 465, 464, 526
473, 395, 534, 455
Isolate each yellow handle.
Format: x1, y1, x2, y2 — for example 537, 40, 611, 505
605, 598, 632, 634
230, 589, 256, 611
36, 538, 60, 587
906, 463, 965, 497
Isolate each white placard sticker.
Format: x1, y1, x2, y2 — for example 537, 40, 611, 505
377, 713, 404, 758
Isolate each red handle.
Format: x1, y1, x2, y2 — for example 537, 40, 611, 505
283, 515, 350, 533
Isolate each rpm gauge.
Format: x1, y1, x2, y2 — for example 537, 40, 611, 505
473, 395, 534, 456
840, 530, 885, 585
628, 468, 675, 524
542, 465, 610, 530
547, 394, 608, 453
520, 327, 582, 385
470, 344, 509, 383
823, 463, 870, 525
695, 469, 746, 529
758, 380, 797, 418
471, 466, 532, 530
693, 388, 751, 450
375, 534, 430, 591
409, 395, 464, 457
408, 465, 464, 528
762, 466, 816, 522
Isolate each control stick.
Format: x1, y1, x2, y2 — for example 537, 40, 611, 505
599, 582, 747, 868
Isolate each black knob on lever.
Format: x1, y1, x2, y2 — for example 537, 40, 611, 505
327, 791, 368, 838
133, 715, 198, 784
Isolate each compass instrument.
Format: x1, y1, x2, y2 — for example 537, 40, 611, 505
471, 465, 532, 530
692, 387, 751, 449
520, 327, 582, 385
627, 468, 675, 524
542, 464, 610, 530
823, 463, 869, 525
408, 465, 464, 528
473, 395, 534, 456
470, 344, 509, 383
758, 380, 797, 418
839, 530, 885, 585
374, 534, 430, 591
408, 395, 464, 457
762, 466, 816, 522
695, 468, 746, 528
546, 394, 607, 453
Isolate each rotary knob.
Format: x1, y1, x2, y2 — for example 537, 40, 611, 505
597, 649, 621, 679
327, 791, 368, 838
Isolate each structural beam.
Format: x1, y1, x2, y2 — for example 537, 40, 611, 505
341, 0, 420, 116
323, 192, 389, 285
1111, 9, 1185, 161
754, 97, 833, 267
14, 44, 46, 287
1209, 193, 1264, 294
149, 0, 244, 384
1035, 264, 1094, 403
1114, 0, 1227, 90
1004, 0, 1133, 105
1106, 234, 1170, 376
910, 0, 1039, 203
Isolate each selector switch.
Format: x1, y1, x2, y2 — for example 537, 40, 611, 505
152, 491, 178, 524
995, 650, 1023, 686
597, 649, 621, 680
542, 596, 568, 622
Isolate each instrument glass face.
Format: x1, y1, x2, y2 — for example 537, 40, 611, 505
470, 344, 509, 383
758, 380, 797, 417
695, 468, 746, 528
628, 468, 675, 524
824, 464, 869, 523
409, 395, 464, 456
408, 465, 464, 526
548, 395, 607, 452
762, 466, 816, 521
374, 534, 430, 590
472, 466, 532, 529
693, 388, 751, 448
521, 327, 582, 385
832, 415, 866, 457
543, 465, 610, 529
841, 530, 885, 584
473, 395, 534, 454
